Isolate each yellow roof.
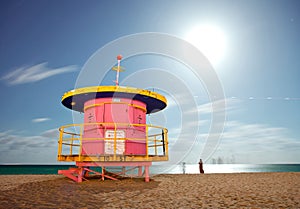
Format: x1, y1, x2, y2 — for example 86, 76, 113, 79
61, 86, 167, 114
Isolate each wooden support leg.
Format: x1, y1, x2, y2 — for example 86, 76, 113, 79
77, 167, 83, 183
144, 165, 150, 182
58, 169, 80, 182
102, 166, 105, 181
83, 167, 89, 178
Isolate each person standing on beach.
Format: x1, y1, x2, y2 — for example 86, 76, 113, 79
199, 159, 204, 174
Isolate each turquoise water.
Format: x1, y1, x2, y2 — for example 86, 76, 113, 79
0, 164, 299, 175
0, 165, 76, 175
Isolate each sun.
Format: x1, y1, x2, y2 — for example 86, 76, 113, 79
185, 24, 227, 65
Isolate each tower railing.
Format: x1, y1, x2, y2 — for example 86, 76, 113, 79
57, 122, 168, 162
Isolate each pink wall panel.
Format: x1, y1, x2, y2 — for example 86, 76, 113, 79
82, 97, 147, 156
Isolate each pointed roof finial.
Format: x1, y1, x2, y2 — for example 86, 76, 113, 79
112, 55, 125, 86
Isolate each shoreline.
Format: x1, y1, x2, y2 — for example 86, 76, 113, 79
1, 164, 300, 175
1, 173, 299, 208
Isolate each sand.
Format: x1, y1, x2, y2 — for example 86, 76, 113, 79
0, 173, 299, 208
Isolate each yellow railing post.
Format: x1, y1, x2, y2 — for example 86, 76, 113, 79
164, 128, 168, 158
70, 135, 73, 155
154, 135, 157, 156
146, 125, 149, 159
79, 124, 83, 162
58, 127, 63, 159
114, 123, 117, 160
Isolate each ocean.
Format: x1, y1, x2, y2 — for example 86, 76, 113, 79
0, 164, 300, 175
163, 163, 300, 174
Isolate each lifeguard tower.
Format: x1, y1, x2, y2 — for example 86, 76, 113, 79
57, 55, 168, 182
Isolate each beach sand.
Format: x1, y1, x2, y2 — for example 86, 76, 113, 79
0, 173, 299, 208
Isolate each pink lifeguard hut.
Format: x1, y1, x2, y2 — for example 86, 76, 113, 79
57, 55, 168, 182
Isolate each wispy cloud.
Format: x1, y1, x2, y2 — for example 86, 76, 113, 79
0, 129, 59, 163
168, 95, 300, 164
196, 98, 241, 115
0, 129, 58, 147
32, 118, 51, 123
1, 62, 78, 85
170, 95, 300, 164
41, 128, 59, 138
205, 121, 300, 163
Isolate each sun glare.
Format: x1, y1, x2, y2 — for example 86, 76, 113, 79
185, 24, 227, 65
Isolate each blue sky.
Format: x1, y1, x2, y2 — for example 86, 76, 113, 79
0, 0, 299, 164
